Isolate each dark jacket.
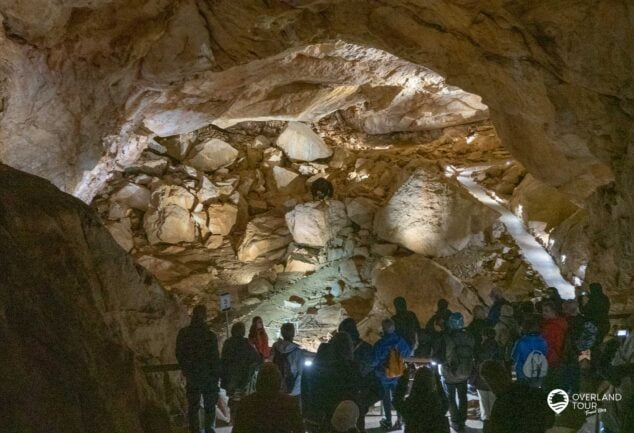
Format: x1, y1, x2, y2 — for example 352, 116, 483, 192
489, 382, 555, 433
436, 329, 475, 384
394, 370, 449, 433
474, 338, 503, 390
467, 318, 492, 350
581, 291, 610, 337
426, 308, 452, 331
176, 321, 220, 386
220, 336, 261, 395
392, 310, 421, 348
309, 359, 364, 428
488, 298, 509, 324
233, 389, 304, 433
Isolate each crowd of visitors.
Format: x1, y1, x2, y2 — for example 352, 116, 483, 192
176, 281, 633, 433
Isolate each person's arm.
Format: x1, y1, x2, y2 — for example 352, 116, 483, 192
210, 333, 221, 380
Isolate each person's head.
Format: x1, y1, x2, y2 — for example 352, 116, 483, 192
541, 301, 557, 320
410, 366, 435, 396
480, 360, 512, 395
231, 321, 246, 338
473, 305, 487, 320
500, 304, 514, 318
256, 363, 282, 394
281, 322, 295, 341
329, 331, 354, 362
338, 318, 360, 343
382, 318, 396, 335
589, 282, 603, 296
191, 304, 207, 325
522, 315, 541, 334
394, 296, 407, 313
482, 326, 497, 341
331, 400, 360, 433
448, 312, 465, 330
252, 316, 264, 329
562, 300, 579, 317
437, 298, 449, 311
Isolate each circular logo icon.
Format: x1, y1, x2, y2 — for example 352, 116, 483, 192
547, 389, 570, 414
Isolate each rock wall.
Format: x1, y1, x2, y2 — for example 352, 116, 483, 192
0, 2, 632, 302
0, 164, 188, 433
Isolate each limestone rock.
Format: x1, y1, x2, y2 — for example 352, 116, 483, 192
285, 256, 317, 273
151, 184, 195, 211
272, 166, 301, 190
185, 138, 238, 172
248, 278, 273, 295
197, 176, 221, 204
0, 164, 187, 433
207, 203, 238, 236
372, 254, 478, 322
510, 174, 579, 233
144, 204, 197, 244
276, 122, 332, 162
371, 243, 399, 257
237, 215, 292, 262
550, 210, 591, 283
205, 235, 224, 249
125, 158, 169, 177
346, 197, 378, 229
112, 183, 151, 211
285, 200, 349, 247
169, 273, 214, 294
374, 168, 498, 257
105, 218, 134, 252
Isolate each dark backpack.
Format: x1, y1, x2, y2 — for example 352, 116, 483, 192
445, 331, 475, 382
575, 319, 598, 352
274, 346, 298, 393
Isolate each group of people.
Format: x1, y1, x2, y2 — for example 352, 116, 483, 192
176, 282, 633, 433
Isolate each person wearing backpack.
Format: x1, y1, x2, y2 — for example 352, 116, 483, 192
494, 304, 520, 367
371, 318, 411, 430
176, 305, 221, 433
511, 315, 549, 388
272, 322, 304, 396
437, 312, 475, 433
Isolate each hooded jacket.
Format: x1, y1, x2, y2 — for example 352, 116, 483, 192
272, 339, 304, 396
220, 336, 261, 395
541, 316, 569, 367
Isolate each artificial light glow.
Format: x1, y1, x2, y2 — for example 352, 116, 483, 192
304, 359, 313, 367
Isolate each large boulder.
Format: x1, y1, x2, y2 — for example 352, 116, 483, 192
372, 254, 478, 322
510, 174, 579, 235
285, 200, 348, 247
374, 168, 498, 257
276, 122, 332, 162
0, 164, 187, 433
550, 209, 591, 284
144, 204, 197, 244
346, 197, 377, 229
185, 138, 239, 172
112, 182, 151, 211
207, 203, 238, 236
237, 215, 293, 262
150, 184, 195, 211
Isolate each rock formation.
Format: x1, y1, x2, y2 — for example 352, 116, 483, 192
0, 164, 187, 433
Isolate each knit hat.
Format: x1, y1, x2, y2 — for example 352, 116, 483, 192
448, 312, 464, 330
331, 400, 359, 432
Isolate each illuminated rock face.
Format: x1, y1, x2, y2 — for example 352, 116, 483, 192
0, 164, 187, 433
285, 200, 349, 248
374, 168, 499, 257
0, 0, 631, 291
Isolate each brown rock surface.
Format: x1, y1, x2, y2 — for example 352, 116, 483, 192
0, 164, 187, 433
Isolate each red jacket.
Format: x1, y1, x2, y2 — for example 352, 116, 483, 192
249, 328, 271, 360
540, 316, 569, 367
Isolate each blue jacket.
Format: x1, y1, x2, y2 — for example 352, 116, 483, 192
371, 332, 412, 385
511, 333, 548, 380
